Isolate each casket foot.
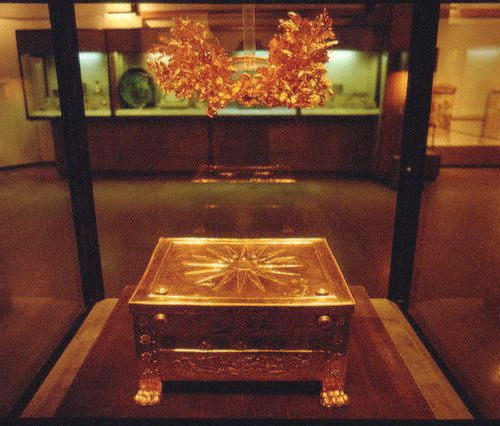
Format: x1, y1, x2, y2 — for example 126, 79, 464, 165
134, 387, 161, 406
320, 389, 349, 408
134, 375, 162, 406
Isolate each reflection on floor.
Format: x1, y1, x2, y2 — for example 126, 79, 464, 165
0, 166, 397, 299
414, 168, 500, 302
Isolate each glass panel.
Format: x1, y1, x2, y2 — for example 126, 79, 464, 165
0, 3, 84, 415
411, 3, 500, 419
71, 3, 402, 308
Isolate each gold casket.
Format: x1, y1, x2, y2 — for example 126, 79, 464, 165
129, 237, 355, 408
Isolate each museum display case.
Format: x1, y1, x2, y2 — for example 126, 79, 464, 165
300, 49, 386, 116
13, 4, 392, 174
110, 45, 386, 117
10, 1, 491, 419
16, 30, 111, 118
17, 30, 386, 119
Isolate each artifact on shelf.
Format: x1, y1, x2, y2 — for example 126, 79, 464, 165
129, 237, 355, 408
147, 10, 338, 117
85, 80, 108, 110
118, 67, 156, 109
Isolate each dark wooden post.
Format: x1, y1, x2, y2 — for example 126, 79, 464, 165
48, 0, 104, 307
388, 0, 440, 309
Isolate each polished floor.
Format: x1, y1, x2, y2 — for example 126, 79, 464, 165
1, 165, 499, 417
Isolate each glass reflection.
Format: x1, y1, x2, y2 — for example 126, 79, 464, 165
0, 4, 84, 415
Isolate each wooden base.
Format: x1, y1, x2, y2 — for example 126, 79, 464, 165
371, 299, 472, 419
22, 299, 116, 417
23, 287, 471, 419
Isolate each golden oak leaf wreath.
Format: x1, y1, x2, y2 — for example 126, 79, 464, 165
147, 9, 337, 117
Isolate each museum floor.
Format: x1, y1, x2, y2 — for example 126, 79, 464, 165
1, 165, 499, 417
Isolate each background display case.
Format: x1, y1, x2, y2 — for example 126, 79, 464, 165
17, 28, 386, 119
15, 11, 390, 174
425, 18, 500, 166
17, 30, 111, 118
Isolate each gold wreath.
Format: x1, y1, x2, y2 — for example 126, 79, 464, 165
148, 9, 337, 117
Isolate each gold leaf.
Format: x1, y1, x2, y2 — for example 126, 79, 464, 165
147, 10, 336, 117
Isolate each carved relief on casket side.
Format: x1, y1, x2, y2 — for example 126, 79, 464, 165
159, 350, 328, 381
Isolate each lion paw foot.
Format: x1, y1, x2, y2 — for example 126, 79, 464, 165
134, 388, 161, 406
321, 389, 349, 408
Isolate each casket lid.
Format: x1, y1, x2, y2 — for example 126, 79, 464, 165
129, 237, 355, 307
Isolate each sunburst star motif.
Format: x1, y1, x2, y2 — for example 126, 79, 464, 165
182, 245, 302, 293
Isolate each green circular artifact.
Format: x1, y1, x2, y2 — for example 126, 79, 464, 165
118, 67, 155, 108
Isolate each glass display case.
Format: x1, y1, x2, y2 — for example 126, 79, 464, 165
17, 30, 111, 118
17, 27, 387, 119
301, 50, 386, 116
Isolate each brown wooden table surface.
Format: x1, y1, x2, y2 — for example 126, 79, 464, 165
54, 286, 434, 419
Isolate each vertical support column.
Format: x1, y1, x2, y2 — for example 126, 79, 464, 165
48, 1, 104, 307
388, 1, 440, 309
